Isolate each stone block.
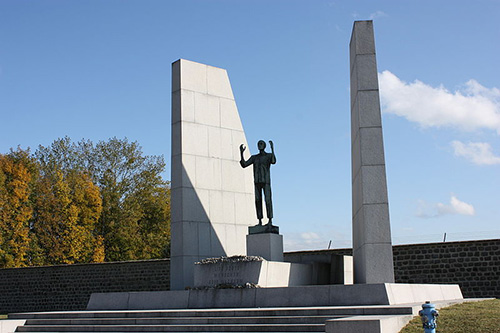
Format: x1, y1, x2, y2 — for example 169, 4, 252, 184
326, 315, 413, 333
127, 291, 189, 310
207, 65, 234, 99
207, 126, 222, 159
353, 204, 392, 249
353, 244, 394, 284
359, 127, 385, 166
179, 59, 207, 93
360, 165, 389, 205
350, 20, 376, 56
194, 92, 220, 127
219, 128, 234, 160
353, 54, 379, 91
195, 156, 221, 190
356, 90, 382, 128
172, 60, 181, 92
171, 122, 181, 157
247, 233, 284, 261
86, 292, 129, 310
329, 284, 389, 306
220, 98, 242, 129
208, 190, 224, 223
194, 260, 312, 288
0, 320, 26, 333
181, 122, 209, 157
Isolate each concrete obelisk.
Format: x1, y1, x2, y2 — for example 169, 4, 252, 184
350, 21, 395, 283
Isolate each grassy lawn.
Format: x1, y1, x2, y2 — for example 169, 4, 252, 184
400, 299, 500, 333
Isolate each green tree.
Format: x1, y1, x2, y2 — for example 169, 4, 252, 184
35, 137, 171, 262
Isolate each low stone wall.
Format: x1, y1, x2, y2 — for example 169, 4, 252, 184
392, 239, 499, 298
0, 259, 170, 314
0, 239, 498, 314
285, 239, 500, 299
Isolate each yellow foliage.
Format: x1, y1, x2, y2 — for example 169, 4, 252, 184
33, 169, 103, 265
0, 154, 32, 268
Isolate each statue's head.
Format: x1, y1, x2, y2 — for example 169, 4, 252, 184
257, 140, 266, 150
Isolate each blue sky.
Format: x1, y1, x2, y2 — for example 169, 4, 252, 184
1, 1, 499, 251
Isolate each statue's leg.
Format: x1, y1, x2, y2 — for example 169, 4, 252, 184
264, 183, 273, 223
255, 183, 263, 224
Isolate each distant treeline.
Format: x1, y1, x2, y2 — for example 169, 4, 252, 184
0, 137, 170, 268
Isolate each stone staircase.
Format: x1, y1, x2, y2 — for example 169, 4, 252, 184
8, 305, 418, 332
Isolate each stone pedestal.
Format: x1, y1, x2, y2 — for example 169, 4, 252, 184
246, 233, 283, 261
193, 259, 312, 288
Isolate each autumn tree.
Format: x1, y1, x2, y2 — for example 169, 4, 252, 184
0, 150, 35, 268
32, 168, 103, 265
35, 137, 170, 262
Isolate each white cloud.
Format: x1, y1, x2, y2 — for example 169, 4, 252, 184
378, 71, 500, 134
437, 196, 475, 216
417, 195, 475, 218
451, 141, 500, 165
369, 11, 387, 20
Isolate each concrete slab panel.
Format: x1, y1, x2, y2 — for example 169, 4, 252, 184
181, 154, 196, 188
207, 66, 234, 99
220, 98, 241, 130
247, 233, 284, 261
86, 292, 129, 310
194, 92, 220, 127
207, 126, 222, 159
220, 128, 234, 160
360, 127, 385, 166
356, 244, 394, 284
360, 165, 388, 205
171, 122, 181, 157
354, 54, 379, 91
357, 90, 382, 128
128, 291, 189, 310
0, 320, 26, 333
359, 204, 392, 245
179, 59, 207, 93
198, 222, 211, 257
181, 122, 209, 157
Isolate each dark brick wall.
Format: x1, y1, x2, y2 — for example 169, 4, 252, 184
285, 239, 500, 299
392, 239, 499, 298
1, 239, 498, 314
0, 259, 169, 314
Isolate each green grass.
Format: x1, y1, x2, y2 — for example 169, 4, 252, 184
400, 299, 500, 333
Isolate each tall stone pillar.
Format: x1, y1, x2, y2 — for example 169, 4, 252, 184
350, 21, 395, 283
170, 59, 255, 290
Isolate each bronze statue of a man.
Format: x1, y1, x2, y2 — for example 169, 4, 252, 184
240, 140, 276, 225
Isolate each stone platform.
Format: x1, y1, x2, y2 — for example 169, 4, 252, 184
86, 283, 463, 310
7, 298, 484, 333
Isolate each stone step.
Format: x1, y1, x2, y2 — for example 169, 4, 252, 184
25, 316, 343, 326
16, 323, 325, 332
9, 306, 414, 319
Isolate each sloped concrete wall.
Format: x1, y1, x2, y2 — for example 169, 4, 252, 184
170, 59, 255, 290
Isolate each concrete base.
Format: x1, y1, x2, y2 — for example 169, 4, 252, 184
194, 259, 312, 287
246, 233, 283, 261
0, 320, 26, 333
87, 283, 463, 310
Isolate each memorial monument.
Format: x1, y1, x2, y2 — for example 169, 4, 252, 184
170, 59, 255, 290
350, 20, 395, 284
